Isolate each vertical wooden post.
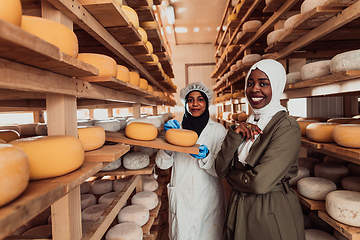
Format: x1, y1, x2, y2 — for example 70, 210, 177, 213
89, 109, 95, 119
107, 108, 113, 118
132, 103, 141, 118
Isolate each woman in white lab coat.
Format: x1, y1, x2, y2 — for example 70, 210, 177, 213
156, 81, 227, 240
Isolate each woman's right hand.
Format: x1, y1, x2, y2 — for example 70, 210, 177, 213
234, 122, 263, 141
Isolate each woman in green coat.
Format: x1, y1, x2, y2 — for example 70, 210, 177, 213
215, 59, 305, 240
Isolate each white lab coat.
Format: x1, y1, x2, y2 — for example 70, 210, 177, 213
156, 119, 227, 240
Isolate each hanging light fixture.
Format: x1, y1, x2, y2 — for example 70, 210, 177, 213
166, 4, 175, 25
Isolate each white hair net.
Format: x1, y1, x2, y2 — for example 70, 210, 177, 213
180, 81, 213, 105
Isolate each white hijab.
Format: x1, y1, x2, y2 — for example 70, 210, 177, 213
237, 59, 287, 165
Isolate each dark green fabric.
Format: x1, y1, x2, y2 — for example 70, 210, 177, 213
215, 111, 305, 240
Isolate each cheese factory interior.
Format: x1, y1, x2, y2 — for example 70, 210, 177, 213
1, 0, 360, 239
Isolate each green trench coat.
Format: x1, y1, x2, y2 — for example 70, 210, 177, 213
215, 111, 306, 240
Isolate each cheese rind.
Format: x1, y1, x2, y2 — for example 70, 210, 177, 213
306, 122, 339, 142
297, 120, 319, 136
77, 53, 117, 77
113, 178, 130, 192
93, 119, 121, 132
297, 177, 336, 200
78, 126, 106, 151
242, 20, 262, 31
122, 6, 139, 29
242, 54, 262, 64
116, 65, 130, 83
333, 124, 360, 148
123, 152, 150, 170
105, 222, 143, 240
100, 157, 122, 171
82, 204, 108, 222
305, 229, 336, 240
0, 0, 22, 26
139, 78, 148, 90
301, 0, 328, 14
137, 27, 148, 43
267, 29, 285, 46
330, 49, 360, 72
286, 72, 301, 84
300, 60, 331, 81
81, 194, 97, 210
284, 14, 302, 30
131, 191, 158, 210
0, 129, 20, 142
125, 122, 158, 141
143, 178, 159, 191
314, 163, 349, 184
129, 72, 140, 86
117, 204, 149, 226
289, 166, 310, 186
91, 179, 113, 195
341, 177, 360, 192
165, 129, 198, 147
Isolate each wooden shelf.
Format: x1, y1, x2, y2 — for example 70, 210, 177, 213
293, 189, 326, 210
84, 143, 131, 162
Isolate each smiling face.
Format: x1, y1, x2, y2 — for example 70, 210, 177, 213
186, 91, 207, 117
246, 69, 272, 109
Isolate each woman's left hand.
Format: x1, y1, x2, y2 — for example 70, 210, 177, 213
234, 122, 263, 141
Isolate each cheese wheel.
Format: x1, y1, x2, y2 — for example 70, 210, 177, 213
17, 123, 38, 137
143, 178, 158, 191
94, 119, 121, 132
114, 118, 127, 130
131, 191, 158, 210
77, 53, 117, 77
297, 120, 319, 136
139, 78, 148, 89
91, 179, 113, 195
267, 29, 285, 46
35, 123, 47, 136
326, 190, 360, 227
151, 54, 159, 63
77, 119, 94, 127
341, 177, 360, 192
298, 157, 322, 176
21, 16, 79, 58
105, 222, 143, 240
146, 41, 153, 54
81, 194, 97, 210
165, 128, 198, 147
286, 72, 301, 84
232, 91, 244, 99
306, 122, 340, 142
147, 84, 154, 93
125, 122, 157, 141
116, 65, 130, 82
82, 221, 95, 235
82, 204, 108, 222
242, 20, 262, 31
305, 229, 336, 240
0, 144, 30, 207
0, 129, 20, 142
100, 157, 122, 172
330, 49, 360, 73
77, 126, 105, 151
230, 64, 237, 73
236, 60, 243, 69
327, 117, 354, 124
297, 177, 337, 200
98, 191, 120, 205
10, 135, 84, 180
129, 71, 140, 86
314, 163, 349, 184
122, 6, 139, 29
284, 14, 302, 30
289, 166, 310, 186
227, 13, 237, 23
22, 225, 52, 237
0, 0, 22, 26
301, 0, 328, 14
147, 116, 163, 128
113, 178, 130, 192
333, 124, 360, 148
300, 60, 331, 81
80, 181, 91, 194
117, 204, 149, 226
297, 117, 328, 122
9, 225, 28, 236
242, 54, 262, 64
123, 152, 150, 170
137, 27, 148, 43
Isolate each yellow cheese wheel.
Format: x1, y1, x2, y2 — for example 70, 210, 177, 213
139, 78, 148, 89
0, 144, 30, 207
151, 54, 159, 63
297, 120, 319, 136
0, 0, 22, 26
77, 53, 117, 77
140, 21, 157, 28
306, 123, 340, 143
297, 117, 328, 122
146, 41, 153, 54
147, 85, 153, 93
10, 135, 84, 180
228, 13, 237, 23
77, 126, 105, 151
21, 16, 79, 58
165, 129, 198, 147
0, 130, 20, 143
333, 124, 360, 148
232, 91, 244, 99
116, 65, 130, 82
129, 72, 140, 86
137, 27, 148, 43
327, 117, 354, 124
125, 122, 158, 141
114, 0, 122, 7
122, 6, 139, 29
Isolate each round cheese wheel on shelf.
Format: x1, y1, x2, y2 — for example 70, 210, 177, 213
143, 178, 158, 191
125, 122, 158, 141
305, 229, 336, 240
137, 27, 148, 43
98, 192, 123, 206
297, 177, 337, 200
165, 128, 198, 147
78, 119, 94, 127
116, 65, 130, 83
314, 163, 349, 184
298, 157, 322, 176
326, 190, 360, 227
152, 54, 159, 63
236, 60, 243, 68
22, 225, 52, 237
122, 6, 139, 29
93, 119, 121, 132
330, 49, 360, 73
0, 125, 21, 134
289, 166, 310, 186
232, 91, 244, 99
80, 181, 91, 194
341, 177, 360, 192
286, 72, 301, 84
81, 194, 97, 210
100, 157, 122, 172
123, 152, 150, 170
306, 122, 340, 142
77, 53, 117, 78
131, 191, 158, 210
242, 54, 262, 64
297, 120, 319, 136
78, 126, 106, 151
129, 71, 140, 86
0, 129, 20, 142
139, 78, 148, 90
147, 116, 163, 128
267, 29, 285, 46
82, 204, 108, 222
117, 204, 149, 226
0, 0, 22, 26
21, 16, 79, 58
300, 60, 331, 81
10, 135, 84, 180
243, 20, 262, 31
115, 118, 127, 130
146, 41, 153, 54
9, 224, 28, 236
91, 179, 113, 195
301, 0, 328, 14
227, 13, 237, 23
284, 14, 302, 30
113, 178, 130, 192
0, 144, 30, 207
333, 124, 360, 148
297, 117, 328, 122
105, 222, 143, 240
140, 21, 157, 28
17, 123, 38, 137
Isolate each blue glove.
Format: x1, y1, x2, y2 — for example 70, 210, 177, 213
190, 145, 209, 159
164, 119, 180, 133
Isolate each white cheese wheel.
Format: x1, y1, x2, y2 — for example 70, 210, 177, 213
139, 78, 148, 90
0, 0, 22, 26
305, 229, 336, 240
105, 222, 143, 240
125, 122, 158, 141
98, 192, 122, 205
21, 16, 79, 58
77, 119, 94, 127
236, 60, 243, 69
22, 225, 52, 237
77, 126, 105, 151
116, 65, 130, 83
113, 178, 130, 192
122, 6, 139, 29
129, 72, 140, 86
297, 177, 336, 200
301, 0, 328, 14
300, 60, 331, 81
330, 49, 360, 73
314, 163, 349, 184
123, 152, 150, 170
131, 191, 158, 210
91, 179, 113, 195
117, 204, 149, 226
267, 29, 286, 46
230, 64, 237, 73
348, 163, 360, 176
284, 14, 302, 30
341, 177, 360, 192
146, 116, 162, 128
77, 53, 117, 77
143, 178, 158, 191
94, 119, 121, 132
298, 157, 322, 176
242, 54, 262, 64
82, 204, 108, 222
289, 166, 310, 186
0, 129, 20, 143
297, 120, 319, 136
286, 72, 301, 84
243, 20, 262, 31
326, 190, 360, 227
306, 122, 340, 143
100, 157, 122, 171
10, 135, 84, 180
80, 181, 91, 194
165, 128, 198, 147
0, 144, 30, 207
137, 27, 148, 43
81, 194, 97, 210
333, 124, 360, 148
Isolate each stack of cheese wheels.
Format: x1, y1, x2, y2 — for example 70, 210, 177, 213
242, 54, 262, 65
301, 0, 328, 14
139, 78, 148, 90
284, 14, 302, 31
298, 157, 322, 176
305, 122, 340, 142
117, 204, 149, 226
113, 178, 130, 192
286, 72, 301, 84
267, 29, 285, 46
143, 177, 158, 191
305, 229, 336, 240
78, 126, 106, 151
93, 119, 121, 132
80, 181, 91, 194
129, 71, 140, 86
297, 177, 337, 200
330, 49, 360, 73
137, 27, 148, 43
341, 177, 360, 192
296, 119, 319, 136
10, 135, 84, 180
105, 222, 143, 240
314, 163, 349, 184
125, 122, 158, 141
326, 190, 360, 227
116, 65, 130, 83
165, 129, 198, 147
0, 144, 30, 207
333, 124, 360, 148
100, 157, 122, 172
91, 179, 113, 195
77, 53, 117, 77
0, 0, 22, 26
242, 20, 262, 31
81, 194, 97, 210
146, 41, 153, 54
21, 16, 79, 58
122, 6, 139, 29
289, 166, 310, 186
131, 191, 158, 210
123, 152, 150, 170
0, 129, 20, 142
300, 60, 331, 81
82, 204, 108, 222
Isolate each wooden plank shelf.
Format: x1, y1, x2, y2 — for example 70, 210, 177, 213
106, 24, 143, 44
324, 0, 358, 8
293, 189, 326, 210
263, 0, 287, 13
135, 7, 156, 22
142, 217, 155, 234
235, 29, 258, 44
127, 0, 151, 8
294, 6, 343, 30
94, 159, 155, 177
149, 198, 162, 219
135, 54, 154, 63
318, 210, 360, 240
84, 143, 131, 162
